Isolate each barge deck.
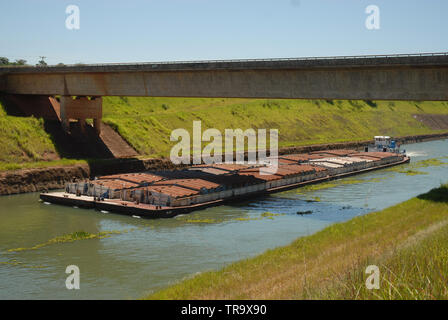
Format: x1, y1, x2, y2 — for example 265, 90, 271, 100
40, 152, 410, 218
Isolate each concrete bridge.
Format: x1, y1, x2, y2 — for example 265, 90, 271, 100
1, 52, 448, 133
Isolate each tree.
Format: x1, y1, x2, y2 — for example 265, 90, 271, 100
36, 56, 48, 67
14, 59, 27, 66
0, 57, 10, 65
0, 57, 28, 66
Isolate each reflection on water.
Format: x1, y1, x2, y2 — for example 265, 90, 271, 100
0, 139, 447, 299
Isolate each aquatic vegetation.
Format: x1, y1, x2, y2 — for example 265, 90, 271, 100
183, 218, 218, 224
232, 217, 261, 222
385, 157, 448, 175
177, 214, 226, 224
261, 211, 284, 219
0, 259, 23, 266
296, 176, 390, 194
412, 158, 447, 168
180, 211, 285, 224
233, 211, 285, 221
6, 230, 122, 253
398, 169, 428, 176
0, 259, 47, 269
261, 211, 278, 217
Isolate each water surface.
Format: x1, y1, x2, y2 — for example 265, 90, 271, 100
0, 139, 447, 299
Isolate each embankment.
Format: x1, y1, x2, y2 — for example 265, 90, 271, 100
102, 98, 448, 157
278, 132, 448, 154
0, 158, 185, 195
0, 165, 90, 195
146, 184, 448, 300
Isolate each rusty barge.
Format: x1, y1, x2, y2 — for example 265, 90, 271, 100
40, 148, 410, 218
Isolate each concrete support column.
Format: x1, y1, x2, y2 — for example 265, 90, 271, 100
61, 117, 70, 133
93, 118, 102, 135
59, 96, 70, 133
60, 96, 103, 134
78, 119, 86, 133
91, 96, 103, 135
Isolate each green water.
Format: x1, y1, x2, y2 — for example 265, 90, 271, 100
1, 139, 447, 299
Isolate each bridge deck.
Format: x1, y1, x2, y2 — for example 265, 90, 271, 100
1, 52, 448, 100
1, 52, 448, 74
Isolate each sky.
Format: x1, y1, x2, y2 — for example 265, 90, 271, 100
0, 0, 447, 65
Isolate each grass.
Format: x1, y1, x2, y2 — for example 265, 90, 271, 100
145, 184, 448, 300
318, 221, 448, 299
0, 159, 87, 171
0, 110, 58, 163
103, 98, 448, 156
1, 98, 448, 171
0, 102, 87, 170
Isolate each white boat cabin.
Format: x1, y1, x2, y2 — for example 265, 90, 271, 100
374, 136, 391, 148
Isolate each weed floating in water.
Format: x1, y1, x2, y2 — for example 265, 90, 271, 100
0, 259, 47, 269
180, 212, 285, 224
399, 169, 428, 176
260, 212, 284, 220
7, 230, 122, 253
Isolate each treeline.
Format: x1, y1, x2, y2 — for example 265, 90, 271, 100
0, 57, 27, 66
0, 57, 59, 67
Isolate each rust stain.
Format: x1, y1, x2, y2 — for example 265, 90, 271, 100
142, 73, 150, 96
63, 75, 69, 96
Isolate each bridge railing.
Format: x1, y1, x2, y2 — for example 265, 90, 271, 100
51, 52, 448, 67
1, 52, 448, 70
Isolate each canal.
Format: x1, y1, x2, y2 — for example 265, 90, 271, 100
0, 139, 447, 299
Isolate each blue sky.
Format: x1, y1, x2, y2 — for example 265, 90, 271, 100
0, 0, 447, 65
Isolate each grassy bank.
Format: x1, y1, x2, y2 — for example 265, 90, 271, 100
0, 102, 87, 171
103, 98, 448, 156
146, 184, 448, 299
0, 104, 58, 164
1, 98, 448, 170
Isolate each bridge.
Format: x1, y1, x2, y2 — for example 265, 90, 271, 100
1, 52, 448, 133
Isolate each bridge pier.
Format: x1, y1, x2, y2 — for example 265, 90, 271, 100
60, 96, 102, 134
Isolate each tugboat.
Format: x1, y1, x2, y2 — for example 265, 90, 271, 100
367, 136, 405, 154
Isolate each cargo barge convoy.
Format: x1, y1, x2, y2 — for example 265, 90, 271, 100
40, 137, 410, 218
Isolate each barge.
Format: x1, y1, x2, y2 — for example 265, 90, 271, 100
40, 146, 410, 218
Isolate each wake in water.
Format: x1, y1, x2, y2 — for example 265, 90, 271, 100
406, 151, 428, 158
